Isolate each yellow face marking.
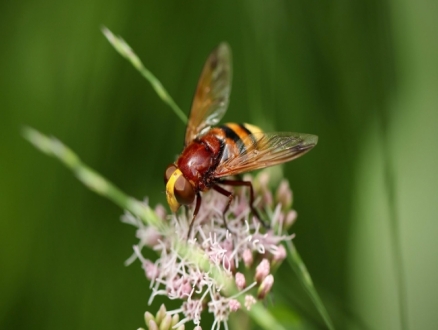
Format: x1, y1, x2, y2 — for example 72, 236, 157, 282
166, 168, 183, 212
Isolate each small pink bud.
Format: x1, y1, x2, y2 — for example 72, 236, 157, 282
194, 326, 202, 330
255, 259, 270, 283
144, 311, 154, 327
148, 320, 159, 330
235, 272, 246, 290
154, 204, 167, 220
242, 249, 253, 268
253, 171, 269, 195
258, 171, 270, 190
284, 210, 297, 229
228, 299, 241, 312
258, 274, 274, 299
276, 180, 292, 209
244, 295, 257, 310
273, 245, 287, 263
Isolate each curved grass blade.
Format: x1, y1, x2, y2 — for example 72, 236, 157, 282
102, 27, 187, 125
22, 126, 163, 229
286, 240, 335, 330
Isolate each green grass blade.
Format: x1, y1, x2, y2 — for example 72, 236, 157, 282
286, 240, 335, 330
22, 126, 162, 229
102, 27, 187, 125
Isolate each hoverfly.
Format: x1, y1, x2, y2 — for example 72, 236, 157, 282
164, 43, 318, 237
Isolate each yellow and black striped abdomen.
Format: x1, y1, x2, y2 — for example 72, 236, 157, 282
216, 123, 263, 160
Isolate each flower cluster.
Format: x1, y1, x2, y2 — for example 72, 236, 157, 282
124, 171, 298, 330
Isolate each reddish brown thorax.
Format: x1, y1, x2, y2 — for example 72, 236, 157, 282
176, 129, 224, 192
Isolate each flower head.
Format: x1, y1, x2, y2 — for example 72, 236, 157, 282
126, 171, 297, 329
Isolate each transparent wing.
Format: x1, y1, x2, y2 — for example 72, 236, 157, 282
185, 43, 232, 145
214, 132, 318, 177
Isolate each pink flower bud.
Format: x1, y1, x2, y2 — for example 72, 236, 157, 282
276, 180, 292, 209
258, 171, 270, 190
235, 272, 246, 290
148, 320, 158, 330
284, 210, 297, 229
252, 171, 269, 196
255, 259, 270, 283
144, 311, 154, 327
242, 249, 253, 268
154, 204, 167, 220
273, 245, 287, 263
258, 274, 274, 299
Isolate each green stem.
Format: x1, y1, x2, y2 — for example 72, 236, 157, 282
102, 27, 187, 125
286, 240, 335, 330
22, 126, 162, 229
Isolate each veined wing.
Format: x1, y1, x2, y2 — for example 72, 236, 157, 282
185, 43, 232, 145
214, 132, 318, 177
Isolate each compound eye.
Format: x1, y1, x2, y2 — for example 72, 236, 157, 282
164, 164, 177, 184
174, 176, 195, 205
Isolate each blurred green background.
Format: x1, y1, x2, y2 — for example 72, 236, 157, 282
1, 0, 437, 329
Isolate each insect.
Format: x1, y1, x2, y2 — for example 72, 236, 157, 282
164, 43, 318, 237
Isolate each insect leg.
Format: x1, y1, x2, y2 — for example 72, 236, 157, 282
212, 184, 233, 232
183, 205, 190, 221
218, 179, 269, 228
187, 192, 202, 238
